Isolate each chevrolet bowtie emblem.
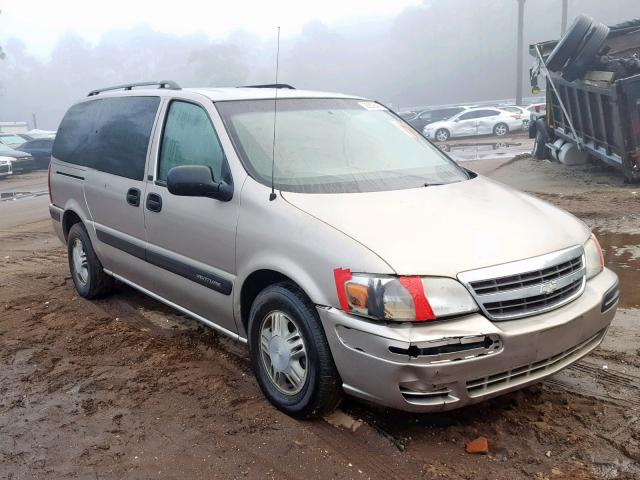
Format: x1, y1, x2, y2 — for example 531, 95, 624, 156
541, 280, 558, 295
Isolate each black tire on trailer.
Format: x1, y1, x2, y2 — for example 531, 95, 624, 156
546, 15, 593, 72
562, 23, 610, 82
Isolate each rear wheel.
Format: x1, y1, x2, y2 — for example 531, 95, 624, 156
248, 282, 342, 418
67, 223, 114, 299
493, 123, 509, 136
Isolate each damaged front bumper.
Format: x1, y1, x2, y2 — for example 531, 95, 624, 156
318, 268, 619, 412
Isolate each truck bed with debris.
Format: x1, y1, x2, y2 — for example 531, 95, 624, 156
530, 17, 640, 181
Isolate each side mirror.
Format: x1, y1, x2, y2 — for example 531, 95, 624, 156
166, 165, 233, 202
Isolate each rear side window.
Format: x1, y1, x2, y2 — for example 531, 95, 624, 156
53, 100, 102, 166
157, 101, 227, 182
53, 96, 160, 180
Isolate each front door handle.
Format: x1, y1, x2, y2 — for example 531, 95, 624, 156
146, 193, 162, 212
126, 188, 141, 207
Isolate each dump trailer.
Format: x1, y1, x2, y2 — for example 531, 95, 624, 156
530, 17, 640, 182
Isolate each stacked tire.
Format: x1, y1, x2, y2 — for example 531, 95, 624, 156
545, 15, 610, 82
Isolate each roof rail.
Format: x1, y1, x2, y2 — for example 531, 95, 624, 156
242, 83, 295, 90
87, 80, 181, 97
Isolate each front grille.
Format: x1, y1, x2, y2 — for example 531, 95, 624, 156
482, 276, 583, 317
466, 328, 606, 397
459, 245, 586, 320
0, 165, 9, 174
470, 256, 583, 295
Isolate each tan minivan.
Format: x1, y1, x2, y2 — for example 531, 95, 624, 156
49, 81, 619, 418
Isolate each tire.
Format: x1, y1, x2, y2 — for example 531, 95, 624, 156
532, 130, 550, 160
562, 23, 610, 82
248, 281, 342, 419
435, 128, 450, 142
67, 223, 114, 299
546, 15, 593, 72
493, 123, 509, 136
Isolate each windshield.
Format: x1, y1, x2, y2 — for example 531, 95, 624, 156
0, 135, 25, 145
0, 144, 18, 154
216, 98, 469, 193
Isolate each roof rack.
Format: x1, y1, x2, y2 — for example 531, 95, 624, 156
87, 80, 181, 97
242, 83, 296, 90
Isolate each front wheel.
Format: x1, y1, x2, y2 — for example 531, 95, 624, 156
493, 123, 509, 136
435, 128, 450, 142
248, 282, 342, 418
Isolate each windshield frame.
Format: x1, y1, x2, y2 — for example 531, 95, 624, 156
214, 97, 470, 194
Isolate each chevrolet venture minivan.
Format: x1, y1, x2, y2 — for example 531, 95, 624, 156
49, 81, 620, 418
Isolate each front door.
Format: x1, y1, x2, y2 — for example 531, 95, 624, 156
452, 111, 478, 137
143, 99, 240, 334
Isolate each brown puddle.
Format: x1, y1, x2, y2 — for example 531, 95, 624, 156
595, 229, 640, 309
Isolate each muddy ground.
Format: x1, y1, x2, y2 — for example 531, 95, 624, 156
1, 158, 640, 480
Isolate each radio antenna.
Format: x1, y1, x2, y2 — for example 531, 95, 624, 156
269, 26, 281, 202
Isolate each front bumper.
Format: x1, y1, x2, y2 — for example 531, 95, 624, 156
11, 157, 35, 172
0, 162, 12, 176
319, 267, 618, 412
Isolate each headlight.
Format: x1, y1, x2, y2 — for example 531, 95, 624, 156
333, 269, 478, 322
584, 233, 604, 279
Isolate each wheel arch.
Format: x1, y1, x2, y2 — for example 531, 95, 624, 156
238, 268, 314, 335
62, 209, 83, 242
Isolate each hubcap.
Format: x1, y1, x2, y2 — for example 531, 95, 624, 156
436, 130, 448, 141
259, 311, 308, 395
72, 238, 89, 285
496, 125, 507, 135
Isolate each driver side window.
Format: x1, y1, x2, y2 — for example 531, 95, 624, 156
158, 101, 226, 182
458, 111, 476, 121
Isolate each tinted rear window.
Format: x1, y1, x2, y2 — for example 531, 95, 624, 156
53, 96, 160, 180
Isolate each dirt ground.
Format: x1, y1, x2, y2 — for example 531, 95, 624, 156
1, 158, 640, 479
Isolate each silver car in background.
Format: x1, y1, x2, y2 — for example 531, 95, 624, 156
49, 82, 619, 418
423, 107, 524, 141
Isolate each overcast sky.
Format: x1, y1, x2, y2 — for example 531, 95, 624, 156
0, 0, 422, 56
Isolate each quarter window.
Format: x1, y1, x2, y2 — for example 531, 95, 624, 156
53, 96, 160, 179
158, 101, 227, 182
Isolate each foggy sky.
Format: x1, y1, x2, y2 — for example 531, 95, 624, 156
1, 0, 638, 129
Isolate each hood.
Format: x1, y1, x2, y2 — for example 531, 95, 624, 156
3, 150, 31, 159
281, 175, 589, 277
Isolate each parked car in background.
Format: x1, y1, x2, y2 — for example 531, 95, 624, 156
526, 103, 546, 114
18, 137, 54, 168
0, 144, 35, 173
0, 133, 27, 149
500, 105, 529, 129
423, 107, 523, 141
409, 106, 473, 132
398, 111, 418, 122
0, 156, 12, 179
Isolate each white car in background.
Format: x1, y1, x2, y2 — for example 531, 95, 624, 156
423, 107, 524, 142
0, 156, 13, 179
